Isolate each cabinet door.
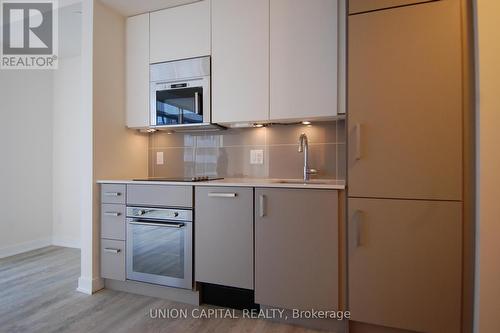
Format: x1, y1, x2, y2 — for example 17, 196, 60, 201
212, 0, 269, 123
150, 1, 210, 63
348, 0, 462, 200
348, 198, 462, 333
126, 13, 150, 128
195, 187, 254, 289
255, 188, 339, 310
349, 0, 430, 14
270, 0, 338, 121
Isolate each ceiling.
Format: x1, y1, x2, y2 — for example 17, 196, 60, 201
100, 0, 201, 17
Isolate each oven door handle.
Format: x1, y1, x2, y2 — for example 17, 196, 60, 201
129, 220, 184, 228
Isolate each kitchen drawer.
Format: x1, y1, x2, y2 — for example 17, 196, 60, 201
101, 239, 125, 281
101, 204, 126, 240
127, 185, 193, 208
101, 184, 126, 204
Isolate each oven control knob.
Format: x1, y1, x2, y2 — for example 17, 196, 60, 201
137, 209, 145, 216
173, 212, 179, 217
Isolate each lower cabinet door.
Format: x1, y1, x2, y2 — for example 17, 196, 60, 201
255, 188, 339, 310
195, 187, 254, 289
348, 198, 462, 333
101, 239, 126, 281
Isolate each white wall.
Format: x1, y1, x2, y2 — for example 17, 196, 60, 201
78, 0, 149, 294
0, 71, 54, 258
52, 55, 83, 248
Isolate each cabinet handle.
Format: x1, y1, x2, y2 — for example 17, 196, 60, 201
259, 195, 266, 217
353, 210, 363, 247
104, 192, 121, 197
355, 123, 362, 160
104, 212, 121, 217
208, 192, 237, 198
104, 248, 121, 254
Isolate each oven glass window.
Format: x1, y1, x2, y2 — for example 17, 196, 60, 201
156, 87, 203, 125
131, 223, 185, 279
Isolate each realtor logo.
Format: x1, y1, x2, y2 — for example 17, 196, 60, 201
1, 0, 58, 69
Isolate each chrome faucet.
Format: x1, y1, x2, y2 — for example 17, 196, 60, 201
298, 133, 318, 182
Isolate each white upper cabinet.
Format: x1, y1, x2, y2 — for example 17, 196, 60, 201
150, 1, 211, 64
126, 13, 150, 128
270, 0, 339, 121
211, 0, 269, 124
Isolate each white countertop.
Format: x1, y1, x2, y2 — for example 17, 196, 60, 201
97, 178, 345, 190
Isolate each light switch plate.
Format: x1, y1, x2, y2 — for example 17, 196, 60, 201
156, 152, 164, 165
250, 149, 264, 165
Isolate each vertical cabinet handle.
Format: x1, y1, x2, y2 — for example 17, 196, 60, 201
259, 195, 266, 217
355, 123, 362, 160
353, 210, 363, 247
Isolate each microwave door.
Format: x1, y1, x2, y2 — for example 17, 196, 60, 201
155, 87, 203, 126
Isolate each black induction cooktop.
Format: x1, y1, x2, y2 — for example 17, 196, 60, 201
133, 176, 224, 182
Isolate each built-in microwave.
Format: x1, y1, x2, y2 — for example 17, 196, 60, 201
150, 56, 219, 130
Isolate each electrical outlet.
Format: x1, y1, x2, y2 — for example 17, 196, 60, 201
156, 152, 164, 165
250, 149, 264, 165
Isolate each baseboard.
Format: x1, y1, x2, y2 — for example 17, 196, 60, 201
0, 237, 52, 259
52, 236, 81, 249
77, 276, 104, 295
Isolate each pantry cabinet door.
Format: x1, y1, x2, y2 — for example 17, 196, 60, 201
348, 198, 462, 333
348, 0, 463, 200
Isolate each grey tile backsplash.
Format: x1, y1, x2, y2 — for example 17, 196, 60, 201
149, 120, 346, 180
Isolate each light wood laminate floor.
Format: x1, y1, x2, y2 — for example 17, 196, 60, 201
0, 246, 323, 333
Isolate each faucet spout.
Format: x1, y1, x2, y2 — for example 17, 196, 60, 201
298, 133, 313, 181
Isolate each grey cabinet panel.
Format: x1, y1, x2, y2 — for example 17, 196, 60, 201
348, 198, 462, 333
195, 187, 254, 289
127, 185, 193, 208
348, 0, 463, 200
101, 239, 126, 281
255, 188, 339, 310
101, 184, 126, 204
101, 204, 126, 240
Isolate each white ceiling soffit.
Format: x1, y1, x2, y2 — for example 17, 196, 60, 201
99, 0, 202, 17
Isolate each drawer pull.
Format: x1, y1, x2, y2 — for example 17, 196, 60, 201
208, 192, 237, 198
104, 192, 121, 197
104, 248, 121, 254
104, 212, 121, 217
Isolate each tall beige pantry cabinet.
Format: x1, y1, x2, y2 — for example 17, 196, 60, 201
347, 1, 467, 333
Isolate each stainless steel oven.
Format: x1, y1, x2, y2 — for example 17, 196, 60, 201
150, 56, 213, 129
126, 206, 193, 289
